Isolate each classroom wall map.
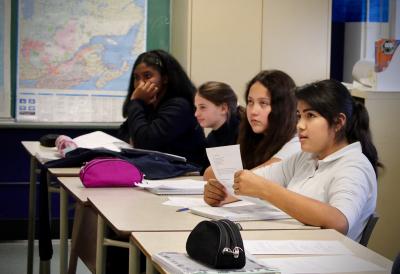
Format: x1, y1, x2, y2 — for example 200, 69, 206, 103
17, 0, 146, 122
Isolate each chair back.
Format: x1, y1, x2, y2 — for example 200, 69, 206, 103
392, 252, 400, 274
359, 212, 379, 247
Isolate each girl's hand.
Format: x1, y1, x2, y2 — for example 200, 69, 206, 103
233, 169, 266, 198
204, 179, 228, 206
130, 80, 159, 104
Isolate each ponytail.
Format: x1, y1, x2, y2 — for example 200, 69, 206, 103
346, 100, 381, 173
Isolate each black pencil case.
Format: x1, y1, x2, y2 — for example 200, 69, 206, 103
186, 219, 246, 269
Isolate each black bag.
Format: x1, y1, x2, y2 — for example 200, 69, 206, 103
186, 219, 246, 269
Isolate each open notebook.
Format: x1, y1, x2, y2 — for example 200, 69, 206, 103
136, 179, 206, 195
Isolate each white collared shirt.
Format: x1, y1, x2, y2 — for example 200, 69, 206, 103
273, 135, 301, 160
254, 142, 377, 241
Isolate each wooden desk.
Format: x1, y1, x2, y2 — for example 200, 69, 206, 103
48, 167, 80, 176
88, 188, 317, 234
21, 141, 78, 274
130, 229, 393, 274
57, 176, 124, 274
58, 175, 208, 274
85, 181, 318, 274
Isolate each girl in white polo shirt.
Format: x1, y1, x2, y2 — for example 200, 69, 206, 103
205, 79, 380, 241
202, 70, 301, 181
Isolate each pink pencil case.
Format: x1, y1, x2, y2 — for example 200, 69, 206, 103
80, 157, 143, 187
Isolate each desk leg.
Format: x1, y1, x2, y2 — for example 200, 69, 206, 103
128, 238, 140, 274
146, 257, 156, 274
96, 216, 106, 274
68, 202, 84, 274
60, 187, 69, 274
27, 156, 37, 274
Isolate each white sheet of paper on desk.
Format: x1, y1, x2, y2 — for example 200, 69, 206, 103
137, 179, 206, 195
139, 179, 206, 189
190, 205, 290, 221
244, 240, 353, 255
163, 197, 256, 208
163, 197, 208, 207
73, 131, 128, 152
260, 255, 385, 273
222, 200, 255, 207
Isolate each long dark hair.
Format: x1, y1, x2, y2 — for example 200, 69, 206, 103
295, 79, 380, 173
237, 70, 297, 169
197, 81, 242, 121
122, 49, 196, 117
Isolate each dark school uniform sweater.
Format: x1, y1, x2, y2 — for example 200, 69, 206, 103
206, 114, 240, 148
118, 97, 207, 167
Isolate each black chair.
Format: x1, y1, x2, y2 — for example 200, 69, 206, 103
392, 252, 400, 274
359, 212, 379, 247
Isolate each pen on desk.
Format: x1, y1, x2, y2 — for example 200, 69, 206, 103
176, 207, 189, 212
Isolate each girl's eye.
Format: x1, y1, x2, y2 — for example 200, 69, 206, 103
260, 101, 270, 107
143, 72, 152, 79
247, 99, 254, 106
306, 112, 316, 118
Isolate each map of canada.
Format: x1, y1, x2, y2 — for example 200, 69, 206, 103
19, 0, 146, 91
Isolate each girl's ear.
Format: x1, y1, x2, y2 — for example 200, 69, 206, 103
221, 103, 229, 115
334, 113, 347, 132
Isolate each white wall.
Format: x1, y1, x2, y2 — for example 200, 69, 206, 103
172, 0, 262, 104
262, 0, 331, 86
171, 0, 331, 102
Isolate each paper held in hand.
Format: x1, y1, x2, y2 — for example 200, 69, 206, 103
205, 145, 265, 205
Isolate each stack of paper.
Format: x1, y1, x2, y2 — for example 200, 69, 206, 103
153, 252, 279, 274
190, 205, 290, 221
137, 179, 206, 195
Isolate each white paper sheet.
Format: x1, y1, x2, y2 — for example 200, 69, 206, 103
163, 198, 256, 208
244, 240, 353, 255
72, 131, 128, 152
205, 145, 274, 206
260, 255, 385, 273
190, 205, 290, 221
138, 179, 206, 189
205, 145, 242, 193
163, 197, 208, 208
136, 179, 206, 195
222, 200, 255, 207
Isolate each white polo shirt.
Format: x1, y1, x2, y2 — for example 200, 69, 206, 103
254, 142, 377, 241
273, 135, 301, 160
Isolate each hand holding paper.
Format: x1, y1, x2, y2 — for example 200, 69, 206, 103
233, 169, 269, 198
205, 144, 242, 195
206, 145, 280, 207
